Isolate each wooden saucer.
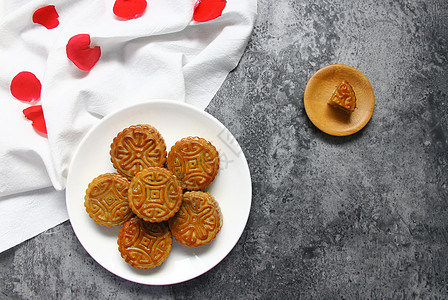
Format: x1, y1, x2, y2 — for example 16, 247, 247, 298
304, 64, 375, 136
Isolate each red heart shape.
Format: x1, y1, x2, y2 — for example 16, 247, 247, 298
66, 34, 101, 71
193, 0, 227, 22
10, 71, 42, 102
33, 5, 59, 29
113, 0, 147, 20
23, 105, 47, 135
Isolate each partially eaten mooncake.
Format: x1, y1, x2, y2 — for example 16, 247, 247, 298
328, 80, 357, 113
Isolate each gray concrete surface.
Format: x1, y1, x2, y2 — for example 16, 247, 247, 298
1, 0, 447, 299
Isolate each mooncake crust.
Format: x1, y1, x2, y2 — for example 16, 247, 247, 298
167, 136, 219, 190
110, 124, 167, 180
168, 191, 222, 247
117, 217, 172, 269
328, 80, 357, 113
84, 173, 133, 227
128, 167, 183, 222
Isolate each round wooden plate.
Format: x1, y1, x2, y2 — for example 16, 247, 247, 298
304, 64, 375, 136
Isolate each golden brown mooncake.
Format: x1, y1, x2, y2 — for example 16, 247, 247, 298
328, 80, 357, 113
110, 124, 167, 180
128, 167, 183, 222
167, 137, 219, 190
168, 191, 223, 247
117, 217, 172, 269
84, 173, 133, 227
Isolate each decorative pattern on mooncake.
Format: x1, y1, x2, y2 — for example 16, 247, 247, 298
84, 173, 133, 227
168, 191, 222, 247
128, 167, 183, 222
328, 80, 357, 113
110, 124, 167, 179
117, 217, 172, 269
167, 137, 219, 190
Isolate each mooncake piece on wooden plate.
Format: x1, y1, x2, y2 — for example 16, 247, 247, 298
328, 79, 357, 113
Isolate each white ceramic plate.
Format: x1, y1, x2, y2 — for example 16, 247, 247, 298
66, 100, 252, 285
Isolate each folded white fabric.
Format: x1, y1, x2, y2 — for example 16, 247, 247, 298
0, 0, 257, 253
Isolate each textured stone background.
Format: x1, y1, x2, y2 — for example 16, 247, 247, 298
1, 0, 447, 299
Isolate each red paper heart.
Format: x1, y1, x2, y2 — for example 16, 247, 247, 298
23, 105, 47, 135
113, 0, 147, 20
66, 34, 101, 71
10, 71, 42, 102
33, 5, 59, 29
193, 0, 227, 22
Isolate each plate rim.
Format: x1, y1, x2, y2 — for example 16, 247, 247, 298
65, 99, 252, 285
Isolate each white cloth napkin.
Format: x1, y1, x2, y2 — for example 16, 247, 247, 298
0, 0, 257, 253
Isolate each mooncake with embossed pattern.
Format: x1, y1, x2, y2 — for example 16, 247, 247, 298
110, 124, 167, 180
84, 173, 133, 227
117, 217, 172, 269
167, 137, 219, 190
128, 167, 183, 222
328, 80, 357, 113
168, 191, 222, 247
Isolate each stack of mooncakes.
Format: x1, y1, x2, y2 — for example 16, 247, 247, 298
84, 124, 222, 269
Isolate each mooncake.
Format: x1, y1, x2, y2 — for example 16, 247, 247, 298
328, 80, 357, 113
84, 173, 133, 227
168, 191, 222, 247
167, 137, 219, 190
117, 217, 172, 269
110, 124, 167, 180
128, 167, 183, 222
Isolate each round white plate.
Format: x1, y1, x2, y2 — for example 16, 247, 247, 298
66, 100, 252, 285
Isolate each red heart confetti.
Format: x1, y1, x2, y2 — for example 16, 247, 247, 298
32, 5, 59, 29
193, 0, 227, 22
23, 105, 47, 135
66, 34, 101, 71
10, 71, 42, 102
113, 0, 147, 20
